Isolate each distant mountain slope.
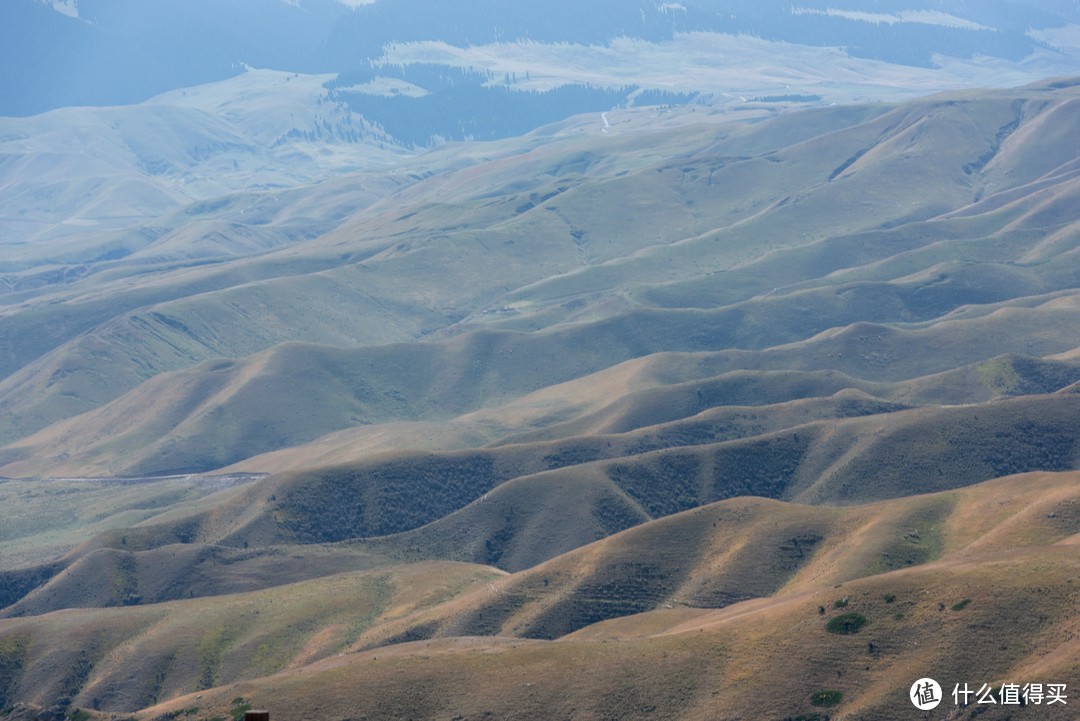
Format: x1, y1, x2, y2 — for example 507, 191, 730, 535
6, 296, 1080, 479
0, 69, 408, 247
4, 81, 1080, 476
6, 76, 1080, 721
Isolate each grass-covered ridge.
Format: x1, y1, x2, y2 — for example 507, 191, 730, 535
5, 82, 1080, 477
3, 471, 1077, 719
3, 79, 1080, 719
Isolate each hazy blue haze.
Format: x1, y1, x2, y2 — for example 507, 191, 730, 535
5, 0, 1077, 115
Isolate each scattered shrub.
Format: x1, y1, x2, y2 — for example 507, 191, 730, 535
951, 598, 971, 611
810, 689, 843, 707
229, 704, 252, 721
826, 612, 867, 634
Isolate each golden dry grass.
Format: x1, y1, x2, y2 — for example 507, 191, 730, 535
0, 562, 502, 712
3, 473, 1079, 718
138, 543, 1080, 721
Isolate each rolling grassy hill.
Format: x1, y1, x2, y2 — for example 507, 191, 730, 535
0, 474, 263, 570
0, 68, 406, 240
5, 81, 1080, 477
342, 470, 1080, 646
5, 78, 1080, 720
2, 472, 1078, 719
0, 562, 503, 712
5, 368, 1077, 589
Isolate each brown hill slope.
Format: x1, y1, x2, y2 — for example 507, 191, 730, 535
132, 392, 1080, 558
0, 474, 261, 571
344, 470, 1080, 646
5, 80, 1080, 721
82, 472, 1078, 721
215, 351, 1080, 473
2, 472, 1078, 717
6, 288, 1080, 478
0, 543, 394, 619
0, 562, 501, 712
5, 383, 1076, 618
